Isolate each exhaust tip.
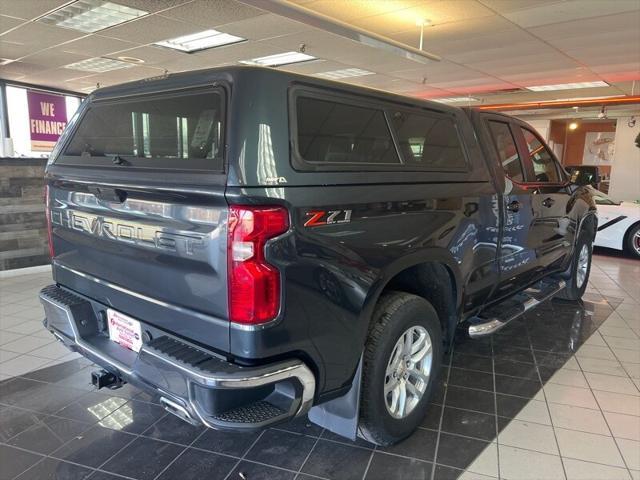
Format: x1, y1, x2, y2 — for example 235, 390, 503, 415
160, 397, 200, 426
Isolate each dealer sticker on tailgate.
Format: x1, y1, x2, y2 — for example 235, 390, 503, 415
107, 309, 143, 353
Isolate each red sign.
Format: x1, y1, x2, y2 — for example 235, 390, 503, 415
27, 90, 67, 152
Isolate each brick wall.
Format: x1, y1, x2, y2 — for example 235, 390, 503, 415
0, 158, 49, 271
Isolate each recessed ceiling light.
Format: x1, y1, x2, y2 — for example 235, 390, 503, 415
117, 56, 145, 64
526, 81, 609, 92
315, 68, 375, 80
239, 51, 316, 67
432, 97, 479, 103
39, 0, 147, 33
155, 29, 246, 53
64, 57, 134, 72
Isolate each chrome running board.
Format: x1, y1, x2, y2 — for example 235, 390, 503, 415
468, 278, 566, 338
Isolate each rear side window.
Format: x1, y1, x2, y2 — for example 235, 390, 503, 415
390, 111, 466, 169
62, 88, 224, 170
520, 127, 561, 183
296, 96, 400, 165
488, 121, 525, 183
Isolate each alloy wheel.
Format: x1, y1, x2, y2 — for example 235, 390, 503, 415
576, 243, 590, 289
384, 325, 433, 419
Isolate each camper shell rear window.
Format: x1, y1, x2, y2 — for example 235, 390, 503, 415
58, 87, 225, 171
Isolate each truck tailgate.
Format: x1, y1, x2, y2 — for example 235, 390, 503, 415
48, 178, 230, 351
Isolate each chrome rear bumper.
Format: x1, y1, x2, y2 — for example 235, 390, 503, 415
39, 284, 315, 431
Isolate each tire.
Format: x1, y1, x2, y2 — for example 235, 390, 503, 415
624, 223, 640, 260
358, 291, 443, 446
557, 232, 593, 301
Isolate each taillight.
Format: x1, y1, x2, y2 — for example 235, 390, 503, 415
228, 205, 289, 325
44, 185, 55, 258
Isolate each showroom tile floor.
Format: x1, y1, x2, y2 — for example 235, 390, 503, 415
0, 252, 638, 480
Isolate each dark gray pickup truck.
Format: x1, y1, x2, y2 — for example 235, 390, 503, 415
40, 66, 596, 446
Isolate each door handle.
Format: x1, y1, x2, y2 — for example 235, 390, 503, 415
542, 197, 555, 208
506, 200, 520, 213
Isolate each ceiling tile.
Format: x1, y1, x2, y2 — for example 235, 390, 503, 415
529, 11, 640, 41
0, 60, 49, 77
158, 0, 266, 28
62, 35, 139, 57
351, 0, 496, 36
218, 14, 307, 41
20, 48, 91, 69
0, 22, 85, 56
26, 66, 100, 83
114, 0, 192, 13
0, 0, 69, 21
390, 14, 520, 54
504, 0, 639, 28
0, 14, 24, 35
0, 40, 33, 60
99, 14, 200, 44
466, 52, 580, 76
291, 0, 426, 22
477, 0, 563, 14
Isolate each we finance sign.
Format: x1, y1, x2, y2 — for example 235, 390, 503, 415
27, 90, 67, 152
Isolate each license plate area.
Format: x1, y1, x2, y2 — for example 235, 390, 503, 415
107, 309, 143, 353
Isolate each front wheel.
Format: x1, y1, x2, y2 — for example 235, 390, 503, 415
558, 233, 592, 301
624, 224, 640, 259
358, 291, 443, 446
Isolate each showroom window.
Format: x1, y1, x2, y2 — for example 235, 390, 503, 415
488, 120, 525, 183
390, 110, 466, 169
296, 96, 400, 165
5, 85, 81, 158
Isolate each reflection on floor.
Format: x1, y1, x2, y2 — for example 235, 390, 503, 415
0, 252, 638, 480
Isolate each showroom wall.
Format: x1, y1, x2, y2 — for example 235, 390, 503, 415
0, 82, 82, 271
609, 116, 640, 202
524, 119, 550, 141
561, 121, 616, 167
0, 158, 48, 271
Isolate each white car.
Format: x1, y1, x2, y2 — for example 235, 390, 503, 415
590, 187, 640, 259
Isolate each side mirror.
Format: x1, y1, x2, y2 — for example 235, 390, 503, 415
567, 166, 600, 187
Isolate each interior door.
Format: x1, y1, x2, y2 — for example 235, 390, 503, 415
485, 118, 538, 298
515, 125, 573, 272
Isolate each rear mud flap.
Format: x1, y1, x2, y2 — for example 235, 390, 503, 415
308, 356, 362, 441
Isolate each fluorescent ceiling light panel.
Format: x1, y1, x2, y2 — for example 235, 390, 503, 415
39, 0, 147, 33
239, 51, 316, 67
64, 57, 134, 72
155, 29, 245, 53
526, 81, 609, 92
316, 68, 374, 80
552, 95, 625, 103
433, 97, 479, 103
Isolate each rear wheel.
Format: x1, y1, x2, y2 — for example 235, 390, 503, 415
558, 232, 592, 301
358, 292, 442, 446
624, 224, 640, 259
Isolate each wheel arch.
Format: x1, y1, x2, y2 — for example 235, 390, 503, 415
623, 220, 640, 255
579, 211, 598, 243
362, 249, 462, 346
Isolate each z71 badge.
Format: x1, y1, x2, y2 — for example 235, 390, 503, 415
304, 209, 352, 227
